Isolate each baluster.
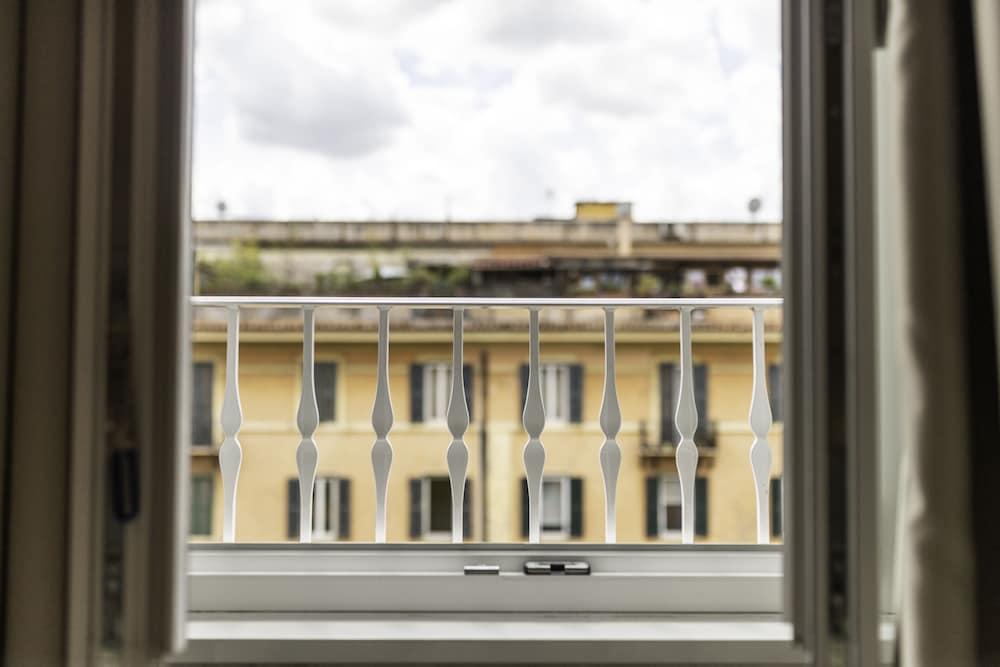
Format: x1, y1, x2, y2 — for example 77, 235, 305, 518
296, 307, 319, 543
749, 306, 773, 543
371, 306, 394, 543
675, 307, 699, 544
219, 306, 243, 543
599, 308, 622, 543
522, 308, 547, 543
446, 309, 470, 543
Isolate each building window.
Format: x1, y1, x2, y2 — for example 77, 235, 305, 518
771, 477, 783, 538
286, 477, 351, 540
409, 476, 471, 539
315, 361, 337, 423
410, 363, 473, 422
190, 475, 213, 536
646, 474, 708, 538
768, 362, 783, 422
658, 363, 709, 444
519, 363, 583, 424
191, 361, 213, 446
520, 476, 583, 539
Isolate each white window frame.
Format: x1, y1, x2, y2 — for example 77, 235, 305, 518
421, 362, 451, 423
540, 363, 571, 424
419, 476, 452, 540
310, 477, 341, 541
124, 0, 885, 662
540, 476, 571, 538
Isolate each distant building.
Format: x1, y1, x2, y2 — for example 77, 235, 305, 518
189, 204, 784, 544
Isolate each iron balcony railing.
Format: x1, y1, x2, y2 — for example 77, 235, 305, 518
190, 296, 782, 545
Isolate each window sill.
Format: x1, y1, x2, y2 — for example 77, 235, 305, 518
175, 613, 808, 664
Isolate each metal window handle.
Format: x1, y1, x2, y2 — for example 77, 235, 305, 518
524, 561, 590, 575
464, 564, 500, 575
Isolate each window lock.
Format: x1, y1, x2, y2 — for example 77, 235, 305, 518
523, 560, 590, 575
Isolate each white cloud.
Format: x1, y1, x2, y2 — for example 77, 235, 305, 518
191, 0, 781, 222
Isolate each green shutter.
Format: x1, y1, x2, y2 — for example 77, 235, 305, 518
338, 478, 351, 539
568, 365, 584, 423
771, 477, 783, 537
695, 477, 708, 537
409, 479, 422, 538
189, 475, 213, 536
287, 479, 299, 540
315, 362, 337, 422
192, 362, 213, 445
569, 477, 584, 537
659, 363, 675, 444
645, 476, 660, 537
410, 365, 424, 422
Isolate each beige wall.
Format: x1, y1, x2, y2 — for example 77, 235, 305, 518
191, 328, 783, 545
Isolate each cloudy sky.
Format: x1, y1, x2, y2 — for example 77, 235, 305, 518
192, 0, 781, 223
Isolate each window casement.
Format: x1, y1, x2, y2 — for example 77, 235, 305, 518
519, 362, 583, 424
646, 474, 708, 539
286, 476, 351, 541
410, 362, 473, 423
189, 475, 214, 537
191, 361, 214, 446
410, 476, 471, 540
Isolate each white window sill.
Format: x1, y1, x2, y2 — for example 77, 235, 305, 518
174, 613, 807, 664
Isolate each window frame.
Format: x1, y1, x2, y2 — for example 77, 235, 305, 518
159, 0, 883, 662
540, 476, 572, 538
657, 473, 684, 538
421, 362, 451, 423
311, 476, 342, 541
420, 476, 453, 540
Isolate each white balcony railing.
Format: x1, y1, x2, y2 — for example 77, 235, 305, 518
190, 296, 782, 546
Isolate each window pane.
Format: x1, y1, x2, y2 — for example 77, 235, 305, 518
429, 478, 451, 533
665, 505, 683, 532
190, 475, 213, 536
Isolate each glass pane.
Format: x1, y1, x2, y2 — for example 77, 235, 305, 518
190, 0, 783, 545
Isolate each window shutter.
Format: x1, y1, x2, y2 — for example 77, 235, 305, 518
658, 363, 675, 444
463, 363, 473, 419
694, 364, 709, 442
695, 477, 708, 537
338, 478, 351, 539
771, 477, 782, 537
519, 363, 529, 416
192, 362, 213, 445
410, 364, 424, 423
520, 477, 529, 538
569, 364, 584, 423
645, 476, 660, 537
569, 477, 584, 537
409, 478, 422, 538
768, 363, 783, 422
189, 475, 213, 536
315, 361, 337, 422
463, 478, 472, 539
287, 479, 299, 540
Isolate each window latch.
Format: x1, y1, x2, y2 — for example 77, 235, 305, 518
523, 560, 590, 575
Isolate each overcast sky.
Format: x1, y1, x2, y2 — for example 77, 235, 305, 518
192, 0, 781, 223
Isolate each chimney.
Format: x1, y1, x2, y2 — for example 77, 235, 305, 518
615, 202, 633, 256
